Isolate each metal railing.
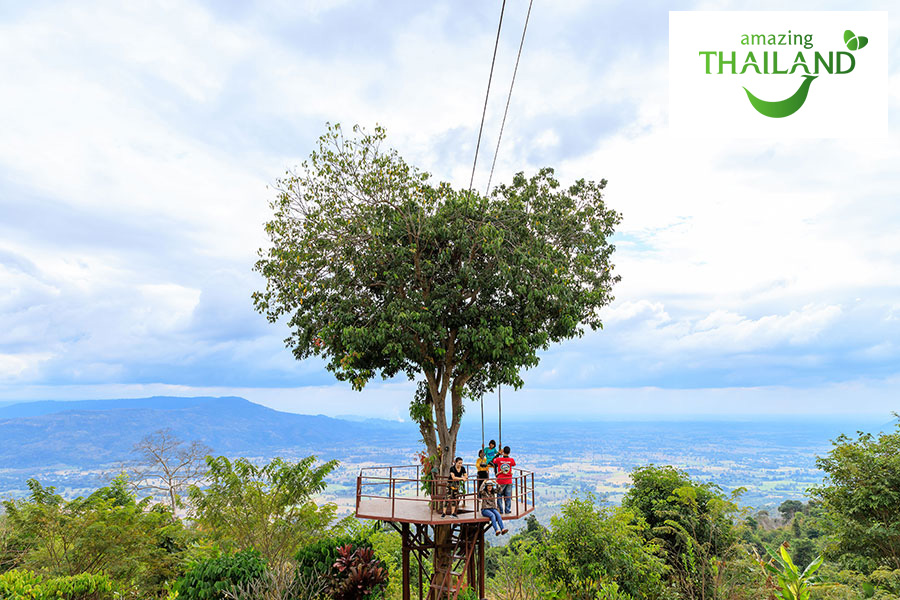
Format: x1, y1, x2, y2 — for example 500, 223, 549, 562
355, 463, 536, 521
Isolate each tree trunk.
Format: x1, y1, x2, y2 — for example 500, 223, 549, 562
424, 378, 470, 597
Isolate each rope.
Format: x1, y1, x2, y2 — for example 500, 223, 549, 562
485, 0, 533, 196
468, 0, 507, 191
480, 394, 485, 453
498, 384, 502, 450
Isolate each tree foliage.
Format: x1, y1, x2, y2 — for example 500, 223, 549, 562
188, 456, 341, 565
536, 494, 668, 599
623, 465, 749, 600
253, 124, 620, 471
1, 476, 186, 597
812, 422, 900, 571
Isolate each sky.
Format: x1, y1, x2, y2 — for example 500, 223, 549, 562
0, 0, 898, 420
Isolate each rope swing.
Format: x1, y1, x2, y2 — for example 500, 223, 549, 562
471, 0, 534, 457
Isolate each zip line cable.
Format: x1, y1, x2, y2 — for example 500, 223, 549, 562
485, 0, 533, 196
468, 0, 507, 191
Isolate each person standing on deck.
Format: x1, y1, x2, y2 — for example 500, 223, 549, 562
493, 446, 516, 514
443, 456, 467, 518
484, 440, 498, 475
475, 449, 490, 483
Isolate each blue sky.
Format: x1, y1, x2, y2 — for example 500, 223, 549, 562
0, 0, 898, 419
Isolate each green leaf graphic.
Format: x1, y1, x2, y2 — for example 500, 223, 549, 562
743, 75, 817, 118
844, 29, 868, 51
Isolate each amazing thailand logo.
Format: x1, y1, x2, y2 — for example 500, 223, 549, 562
698, 29, 868, 118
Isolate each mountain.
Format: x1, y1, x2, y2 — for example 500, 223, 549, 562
0, 396, 411, 469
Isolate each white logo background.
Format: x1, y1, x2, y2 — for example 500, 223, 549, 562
669, 11, 887, 138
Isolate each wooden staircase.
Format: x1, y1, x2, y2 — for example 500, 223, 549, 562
429, 522, 483, 600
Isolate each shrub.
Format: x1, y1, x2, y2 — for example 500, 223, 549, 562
222, 562, 328, 600
174, 549, 267, 600
0, 569, 44, 599
0, 570, 116, 600
328, 544, 388, 600
295, 534, 369, 581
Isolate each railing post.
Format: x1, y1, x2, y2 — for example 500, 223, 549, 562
523, 472, 527, 511
514, 477, 519, 517
532, 472, 535, 509
356, 474, 361, 513
391, 477, 396, 519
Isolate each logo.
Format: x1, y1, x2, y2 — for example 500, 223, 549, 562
670, 12, 887, 138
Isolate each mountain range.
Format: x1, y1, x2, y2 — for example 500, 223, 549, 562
0, 396, 411, 469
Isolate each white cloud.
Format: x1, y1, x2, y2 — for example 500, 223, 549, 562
0, 0, 897, 417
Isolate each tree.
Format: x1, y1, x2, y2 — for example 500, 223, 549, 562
535, 493, 668, 599
253, 123, 621, 478
811, 422, 900, 571
778, 500, 804, 522
623, 465, 745, 599
188, 455, 342, 566
127, 428, 211, 514
1, 476, 187, 596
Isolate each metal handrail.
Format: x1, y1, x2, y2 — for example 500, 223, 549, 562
355, 465, 535, 520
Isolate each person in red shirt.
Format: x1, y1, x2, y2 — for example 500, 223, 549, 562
492, 446, 516, 514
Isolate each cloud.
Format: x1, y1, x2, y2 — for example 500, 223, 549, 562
0, 0, 897, 419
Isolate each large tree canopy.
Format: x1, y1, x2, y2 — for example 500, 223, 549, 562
253, 124, 621, 472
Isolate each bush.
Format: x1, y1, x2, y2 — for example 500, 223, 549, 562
174, 549, 267, 600
295, 534, 369, 581
328, 544, 388, 600
0, 569, 116, 600
222, 562, 329, 600
0, 569, 44, 600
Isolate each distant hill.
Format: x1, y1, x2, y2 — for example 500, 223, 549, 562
0, 396, 411, 469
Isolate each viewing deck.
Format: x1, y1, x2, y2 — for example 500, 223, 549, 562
355, 464, 535, 526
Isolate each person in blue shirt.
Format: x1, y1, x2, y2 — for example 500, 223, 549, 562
483, 440, 499, 472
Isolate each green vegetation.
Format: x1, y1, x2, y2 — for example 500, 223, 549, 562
2, 423, 900, 599
811, 422, 900, 572
0, 569, 117, 599
1, 476, 187, 597
537, 493, 667, 599
174, 549, 266, 600
762, 543, 823, 600
188, 455, 343, 566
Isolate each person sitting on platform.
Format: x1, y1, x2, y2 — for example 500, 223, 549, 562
493, 446, 516, 514
479, 481, 508, 536
475, 449, 490, 483
442, 456, 467, 518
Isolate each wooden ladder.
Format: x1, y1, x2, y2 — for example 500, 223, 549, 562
429, 522, 481, 600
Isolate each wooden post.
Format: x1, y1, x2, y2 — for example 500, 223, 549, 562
478, 526, 485, 599
402, 523, 410, 600
467, 532, 476, 591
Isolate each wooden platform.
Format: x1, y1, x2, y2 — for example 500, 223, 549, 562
357, 495, 533, 525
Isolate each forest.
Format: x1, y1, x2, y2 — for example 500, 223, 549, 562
1, 420, 898, 600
